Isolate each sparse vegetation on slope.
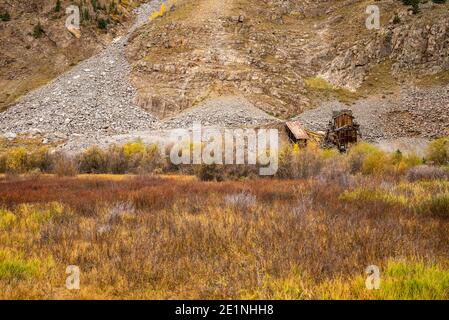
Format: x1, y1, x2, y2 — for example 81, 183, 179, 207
0, 0, 149, 110
127, 0, 449, 121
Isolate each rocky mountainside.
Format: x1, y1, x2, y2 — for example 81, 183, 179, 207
322, 0, 449, 90
0, 1, 162, 143
127, 0, 320, 119
0, 0, 147, 110
127, 0, 448, 120
0, 0, 447, 152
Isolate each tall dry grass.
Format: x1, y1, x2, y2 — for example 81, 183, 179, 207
0, 175, 448, 299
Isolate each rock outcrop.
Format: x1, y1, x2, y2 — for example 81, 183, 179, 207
322, 2, 449, 90
127, 0, 449, 120
127, 0, 332, 119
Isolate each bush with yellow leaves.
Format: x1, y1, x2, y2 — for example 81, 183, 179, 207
391, 149, 423, 174
347, 143, 389, 175
5, 147, 28, 174
149, 2, 167, 20
277, 144, 325, 179
426, 137, 449, 165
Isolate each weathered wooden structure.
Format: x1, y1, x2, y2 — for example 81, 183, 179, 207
322, 109, 360, 152
285, 121, 310, 147
285, 110, 360, 152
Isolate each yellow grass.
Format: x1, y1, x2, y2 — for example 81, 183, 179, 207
0, 174, 448, 299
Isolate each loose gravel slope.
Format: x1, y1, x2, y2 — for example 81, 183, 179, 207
0, 1, 164, 142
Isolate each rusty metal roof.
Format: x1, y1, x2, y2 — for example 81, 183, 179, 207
285, 121, 310, 140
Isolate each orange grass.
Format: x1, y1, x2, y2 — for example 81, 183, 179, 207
0, 175, 448, 299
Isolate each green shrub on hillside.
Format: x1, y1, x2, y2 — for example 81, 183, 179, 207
0, 11, 10, 22
401, 0, 420, 14
54, 0, 61, 12
32, 23, 44, 38
97, 18, 108, 29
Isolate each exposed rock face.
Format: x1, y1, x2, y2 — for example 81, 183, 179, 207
322, 3, 449, 90
127, 0, 335, 119
127, 0, 449, 120
0, 0, 282, 151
